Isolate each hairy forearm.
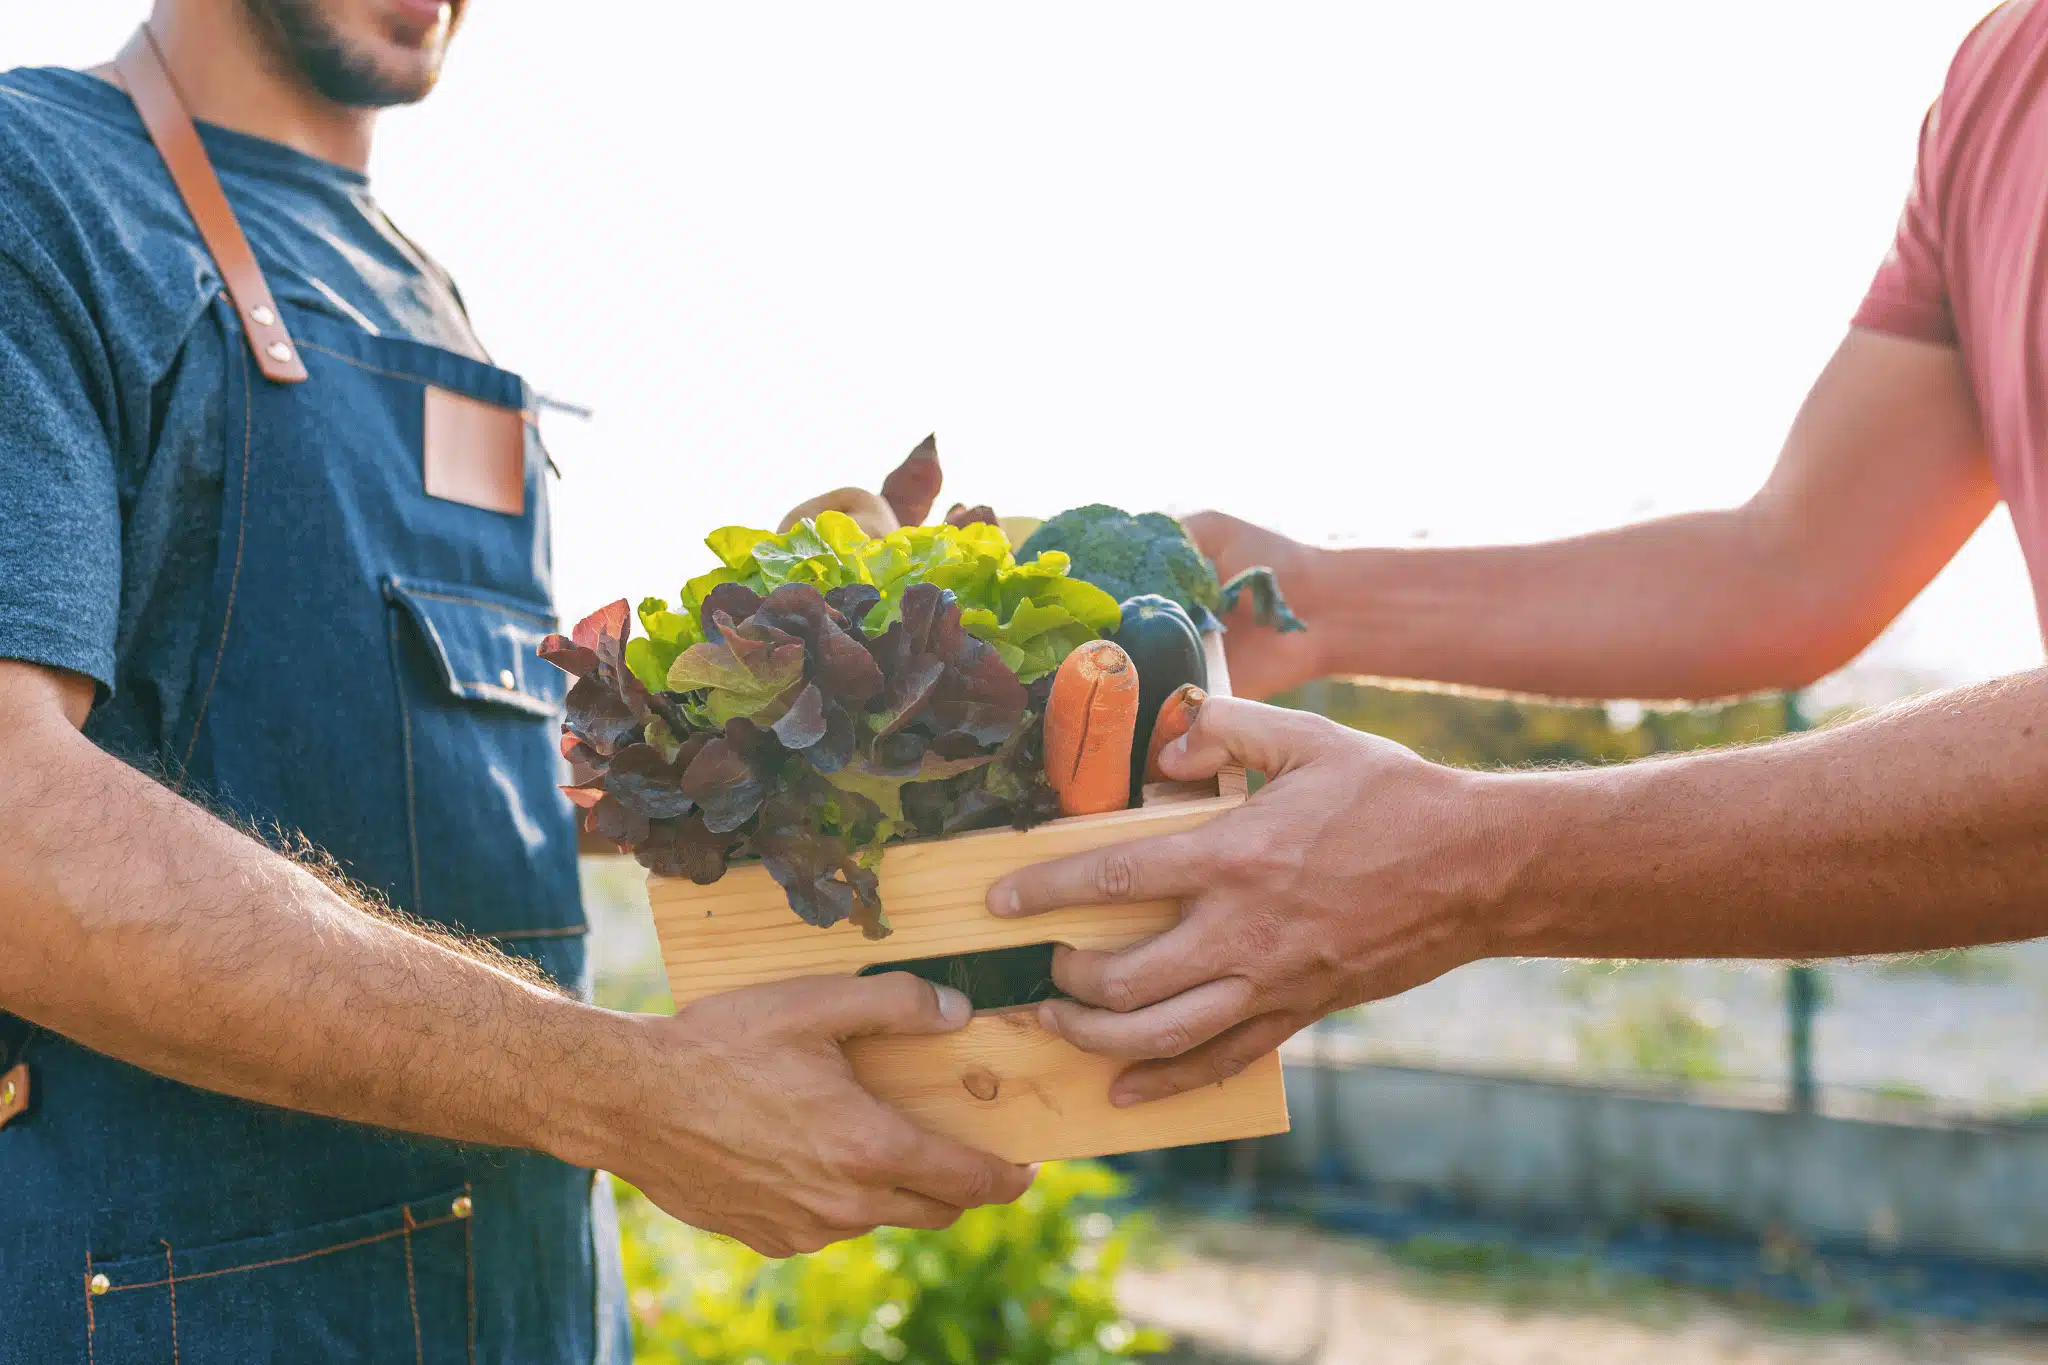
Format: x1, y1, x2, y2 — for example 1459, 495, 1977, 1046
1487, 669, 2048, 959
1293, 507, 1833, 701
0, 716, 636, 1163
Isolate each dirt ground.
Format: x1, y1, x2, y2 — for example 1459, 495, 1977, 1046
1119, 1218, 2048, 1365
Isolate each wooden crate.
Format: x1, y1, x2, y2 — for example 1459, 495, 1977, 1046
646, 634, 1290, 1164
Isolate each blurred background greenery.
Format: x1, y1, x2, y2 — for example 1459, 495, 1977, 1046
616, 1162, 1165, 1365
1269, 677, 1799, 769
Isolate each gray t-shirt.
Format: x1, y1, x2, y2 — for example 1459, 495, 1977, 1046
0, 67, 489, 763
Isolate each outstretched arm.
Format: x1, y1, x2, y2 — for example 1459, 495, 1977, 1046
1, 662, 597, 1150
1196, 329, 1995, 701
0, 660, 1030, 1255
990, 683, 2048, 1103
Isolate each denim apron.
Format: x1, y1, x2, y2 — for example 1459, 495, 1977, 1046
0, 32, 628, 1365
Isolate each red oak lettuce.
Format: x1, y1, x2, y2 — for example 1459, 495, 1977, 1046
541, 581, 1057, 938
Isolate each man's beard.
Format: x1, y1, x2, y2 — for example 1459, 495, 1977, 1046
241, 0, 444, 109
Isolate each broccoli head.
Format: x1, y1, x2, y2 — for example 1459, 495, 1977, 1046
1018, 504, 1306, 634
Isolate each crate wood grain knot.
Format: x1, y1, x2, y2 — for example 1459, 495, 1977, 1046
646, 632, 1290, 1164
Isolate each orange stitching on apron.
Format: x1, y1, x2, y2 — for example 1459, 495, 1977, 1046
83, 1250, 96, 1364
389, 610, 425, 913
464, 1181, 477, 1365
394, 584, 554, 625
93, 1212, 466, 1294
446, 680, 556, 705
402, 1207, 424, 1365
162, 1242, 179, 1365
179, 334, 255, 778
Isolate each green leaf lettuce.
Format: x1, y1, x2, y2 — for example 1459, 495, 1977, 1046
643, 512, 1119, 684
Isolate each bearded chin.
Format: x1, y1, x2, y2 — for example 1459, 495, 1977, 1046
241, 0, 446, 109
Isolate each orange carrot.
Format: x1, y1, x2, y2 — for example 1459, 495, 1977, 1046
1043, 640, 1140, 816
1142, 684, 1207, 783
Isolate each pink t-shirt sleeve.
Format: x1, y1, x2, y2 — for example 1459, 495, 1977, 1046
1853, 102, 1958, 346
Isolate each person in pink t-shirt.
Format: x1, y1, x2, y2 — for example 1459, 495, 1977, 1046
993, 2, 2048, 1105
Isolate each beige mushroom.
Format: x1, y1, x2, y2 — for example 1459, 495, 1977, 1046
776, 487, 902, 538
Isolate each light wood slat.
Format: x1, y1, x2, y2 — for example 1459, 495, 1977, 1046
651, 794, 1242, 1002
846, 1016, 1288, 1163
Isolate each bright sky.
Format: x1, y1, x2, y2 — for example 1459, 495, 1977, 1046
9, 2, 2041, 698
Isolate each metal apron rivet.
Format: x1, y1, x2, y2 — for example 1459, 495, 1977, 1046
0, 1078, 13, 1108
249, 304, 277, 326
266, 341, 294, 364
88, 1273, 110, 1296
451, 1194, 473, 1219
497, 669, 516, 690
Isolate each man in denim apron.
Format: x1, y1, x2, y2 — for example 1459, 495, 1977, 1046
0, 3, 1032, 1360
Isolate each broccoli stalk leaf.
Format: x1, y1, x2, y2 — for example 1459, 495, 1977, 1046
1217, 566, 1309, 634
1017, 503, 1312, 636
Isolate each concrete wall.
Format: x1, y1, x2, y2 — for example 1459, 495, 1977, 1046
1265, 1059, 2048, 1264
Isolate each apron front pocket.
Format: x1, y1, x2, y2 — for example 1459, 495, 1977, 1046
83, 1185, 476, 1365
383, 576, 584, 949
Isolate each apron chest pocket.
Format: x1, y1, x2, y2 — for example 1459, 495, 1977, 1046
383, 577, 584, 948
83, 1186, 476, 1365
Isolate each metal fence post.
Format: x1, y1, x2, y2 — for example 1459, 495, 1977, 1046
1788, 964, 1819, 1114
1783, 689, 1819, 1114
1312, 1013, 1349, 1185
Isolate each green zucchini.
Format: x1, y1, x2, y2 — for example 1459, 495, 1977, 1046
1112, 594, 1209, 799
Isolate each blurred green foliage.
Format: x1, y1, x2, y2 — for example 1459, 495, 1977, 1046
1272, 678, 1796, 769
1558, 963, 1726, 1080
617, 1161, 1169, 1365
1575, 986, 1729, 1083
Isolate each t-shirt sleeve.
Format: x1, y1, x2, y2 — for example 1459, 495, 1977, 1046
0, 237, 121, 691
1853, 100, 1957, 345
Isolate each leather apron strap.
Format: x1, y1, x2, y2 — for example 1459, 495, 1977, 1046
114, 26, 308, 385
